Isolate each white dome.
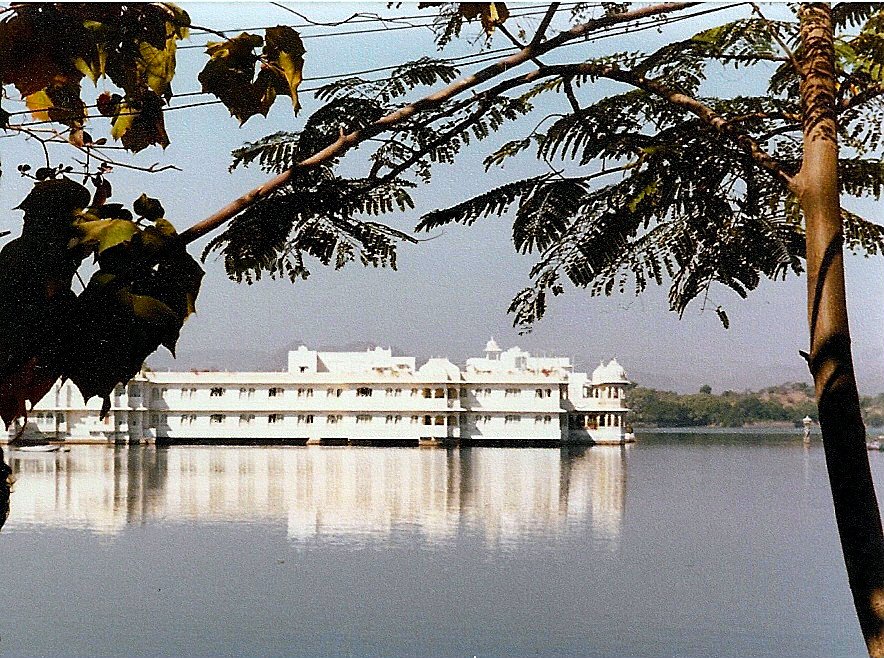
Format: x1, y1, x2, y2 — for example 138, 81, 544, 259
418, 358, 461, 381
484, 337, 501, 353
591, 359, 629, 384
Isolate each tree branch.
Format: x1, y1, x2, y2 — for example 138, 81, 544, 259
840, 81, 884, 114
568, 61, 795, 187
530, 3, 560, 47
563, 77, 581, 112
179, 1, 696, 244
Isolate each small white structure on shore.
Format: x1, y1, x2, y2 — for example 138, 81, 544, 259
4, 341, 632, 446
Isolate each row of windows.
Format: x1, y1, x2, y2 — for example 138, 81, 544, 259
184, 414, 459, 425
472, 414, 554, 424
146, 385, 563, 400
32, 412, 64, 424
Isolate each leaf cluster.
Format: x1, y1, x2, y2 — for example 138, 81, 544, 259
0, 3, 191, 151
198, 26, 305, 124
0, 179, 202, 426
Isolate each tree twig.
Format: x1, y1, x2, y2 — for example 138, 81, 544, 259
751, 3, 802, 76
563, 77, 581, 112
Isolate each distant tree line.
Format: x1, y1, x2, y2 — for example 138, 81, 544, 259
627, 383, 884, 428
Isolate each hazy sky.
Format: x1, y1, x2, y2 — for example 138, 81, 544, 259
2, 3, 884, 393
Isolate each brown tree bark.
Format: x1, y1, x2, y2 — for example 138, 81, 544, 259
794, 5, 884, 655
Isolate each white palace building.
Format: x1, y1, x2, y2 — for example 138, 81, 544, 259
3, 340, 632, 446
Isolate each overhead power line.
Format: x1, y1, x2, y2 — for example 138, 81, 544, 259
179, 5, 585, 49
187, 3, 589, 36
6, 3, 747, 128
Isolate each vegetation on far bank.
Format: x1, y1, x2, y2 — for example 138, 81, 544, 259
627, 383, 884, 428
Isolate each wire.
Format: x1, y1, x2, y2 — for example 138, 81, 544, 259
179, 6, 583, 49
5, 3, 748, 128
187, 3, 589, 36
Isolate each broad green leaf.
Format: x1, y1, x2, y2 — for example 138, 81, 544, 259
133, 193, 165, 221
71, 218, 139, 254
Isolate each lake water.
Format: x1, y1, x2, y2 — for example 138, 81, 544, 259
0, 433, 877, 657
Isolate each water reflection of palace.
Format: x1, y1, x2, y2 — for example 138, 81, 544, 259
4, 445, 628, 544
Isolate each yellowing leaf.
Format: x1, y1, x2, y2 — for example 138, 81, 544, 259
264, 26, 305, 113
111, 101, 135, 140
25, 91, 52, 121
459, 3, 509, 36
138, 37, 177, 96
72, 46, 106, 84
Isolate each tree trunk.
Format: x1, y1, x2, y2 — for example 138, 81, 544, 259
0, 447, 8, 531
795, 5, 884, 655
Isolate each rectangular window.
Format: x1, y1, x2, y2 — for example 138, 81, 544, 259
356, 387, 372, 397
269, 387, 283, 397
268, 413, 283, 424
434, 415, 445, 426
434, 388, 445, 398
